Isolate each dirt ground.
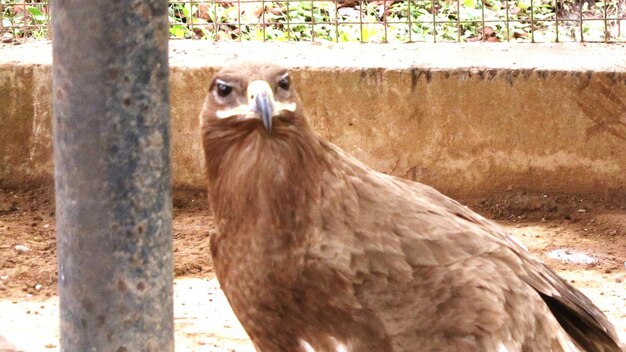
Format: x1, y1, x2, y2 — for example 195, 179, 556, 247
0, 185, 624, 351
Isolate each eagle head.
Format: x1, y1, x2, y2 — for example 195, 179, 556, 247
201, 62, 304, 134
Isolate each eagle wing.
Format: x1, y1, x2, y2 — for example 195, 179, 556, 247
310, 143, 622, 351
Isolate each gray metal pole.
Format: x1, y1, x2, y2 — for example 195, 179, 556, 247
52, 1, 173, 351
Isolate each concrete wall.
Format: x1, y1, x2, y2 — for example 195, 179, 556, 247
1, 41, 625, 198
0, 62, 52, 186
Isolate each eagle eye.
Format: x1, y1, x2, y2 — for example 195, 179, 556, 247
278, 76, 291, 91
216, 82, 233, 98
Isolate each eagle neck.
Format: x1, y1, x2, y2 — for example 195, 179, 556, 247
204, 123, 328, 246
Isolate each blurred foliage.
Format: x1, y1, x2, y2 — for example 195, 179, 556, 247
1, 0, 625, 42
1, 0, 49, 40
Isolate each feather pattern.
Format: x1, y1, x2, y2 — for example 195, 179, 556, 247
200, 62, 623, 352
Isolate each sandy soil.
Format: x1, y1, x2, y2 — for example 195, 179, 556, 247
0, 186, 624, 351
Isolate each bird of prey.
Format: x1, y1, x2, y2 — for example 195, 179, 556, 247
200, 62, 623, 352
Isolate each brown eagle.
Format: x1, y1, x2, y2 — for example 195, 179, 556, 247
200, 62, 623, 352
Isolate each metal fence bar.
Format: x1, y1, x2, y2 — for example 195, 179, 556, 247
51, 1, 174, 351
0, 2, 3, 39
47, 2, 51, 40
0, 2, 3, 38
383, 0, 388, 42
556, 0, 560, 42
432, 0, 437, 42
21, 1, 26, 40
160, 18, 626, 26
359, 0, 363, 42
457, 0, 461, 42
505, 0, 510, 41
480, 0, 485, 40
335, 0, 339, 42
309, 0, 313, 41
285, 0, 290, 41
2, 2, 626, 46
579, 2, 584, 41
262, 0, 266, 40
619, 0, 623, 38
238, 0, 243, 41
603, 0, 608, 41
214, 0, 219, 39
406, 0, 413, 43
531, 0, 536, 42
190, 1, 195, 37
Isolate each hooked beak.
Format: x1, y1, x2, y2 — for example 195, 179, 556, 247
248, 80, 275, 132
215, 80, 296, 133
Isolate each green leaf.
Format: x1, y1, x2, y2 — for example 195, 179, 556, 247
182, 4, 191, 18
170, 25, 187, 38
27, 6, 46, 22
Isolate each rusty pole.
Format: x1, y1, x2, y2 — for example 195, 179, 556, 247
52, 1, 173, 351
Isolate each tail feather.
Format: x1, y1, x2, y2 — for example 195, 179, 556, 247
539, 292, 623, 352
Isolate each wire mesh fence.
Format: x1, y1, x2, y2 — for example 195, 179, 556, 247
1, 1, 48, 41
1, 0, 624, 43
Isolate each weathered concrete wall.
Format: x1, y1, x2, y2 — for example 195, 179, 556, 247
1, 41, 625, 198
0, 62, 52, 186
